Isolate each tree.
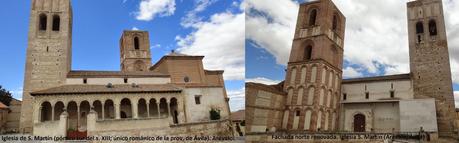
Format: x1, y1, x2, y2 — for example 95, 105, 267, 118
0, 86, 13, 106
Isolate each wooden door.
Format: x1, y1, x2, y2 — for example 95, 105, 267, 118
353, 114, 365, 132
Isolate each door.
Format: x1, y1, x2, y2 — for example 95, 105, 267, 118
353, 114, 365, 132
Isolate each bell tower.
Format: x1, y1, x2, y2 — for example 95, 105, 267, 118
20, 0, 73, 133
407, 0, 456, 137
282, 0, 345, 132
120, 30, 152, 72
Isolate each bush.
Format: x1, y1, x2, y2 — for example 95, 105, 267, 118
209, 108, 221, 120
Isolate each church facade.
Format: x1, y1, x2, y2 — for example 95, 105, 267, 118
246, 0, 457, 140
19, 0, 232, 136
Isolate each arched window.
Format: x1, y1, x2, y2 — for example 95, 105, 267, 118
52, 15, 60, 31
416, 21, 424, 34
39, 14, 47, 31
134, 37, 140, 50
332, 15, 338, 31
304, 45, 312, 60
429, 20, 437, 36
309, 9, 317, 26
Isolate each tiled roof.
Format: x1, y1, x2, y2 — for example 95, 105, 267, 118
231, 110, 245, 121
67, 70, 170, 78
0, 102, 8, 109
30, 84, 182, 96
342, 73, 411, 84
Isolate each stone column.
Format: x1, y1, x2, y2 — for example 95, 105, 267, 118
87, 109, 97, 133
51, 105, 55, 121
132, 99, 138, 119
157, 103, 161, 118
167, 101, 171, 117
35, 106, 42, 124
115, 103, 120, 119
146, 101, 150, 118
77, 105, 80, 129
58, 111, 68, 137
101, 102, 105, 120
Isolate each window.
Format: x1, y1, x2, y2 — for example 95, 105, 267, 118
343, 93, 347, 100
332, 15, 338, 31
39, 14, 47, 31
304, 45, 312, 60
390, 91, 395, 98
429, 20, 437, 36
296, 110, 300, 116
134, 37, 140, 50
309, 9, 317, 26
124, 78, 128, 83
365, 92, 369, 99
83, 78, 87, 84
52, 15, 60, 31
195, 95, 201, 104
184, 76, 190, 83
416, 21, 424, 34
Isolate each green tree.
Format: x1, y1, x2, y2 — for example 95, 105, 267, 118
0, 86, 13, 106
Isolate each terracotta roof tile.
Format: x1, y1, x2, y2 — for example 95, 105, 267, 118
67, 70, 170, 78
231, 110, 245, 121
342, 73, 411, 84
0, 102, 8, 109
30, 84, 182, 96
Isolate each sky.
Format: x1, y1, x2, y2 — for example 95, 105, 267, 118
245, 0, 459, 107
0, 0, 245, 111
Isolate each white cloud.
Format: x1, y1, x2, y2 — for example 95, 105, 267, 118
343, 67, 363, 79
245, 0, 298, 65
246, 0, 459, 84
132, 27, 139, 30
181, 0, 218, 28
176, 10, 245, 80
228, 88, 245, 111
135, 0, 176, 21
10, 87, 23, 100
246, 77, 281, 85
455, 91, 459, 108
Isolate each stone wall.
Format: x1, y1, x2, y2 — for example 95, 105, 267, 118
5, 99, 21, 133
88, 110, 232, 137
246, 83, 285, 133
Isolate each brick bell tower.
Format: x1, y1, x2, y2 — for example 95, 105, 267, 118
120, 30, 152, 72
20, 0, 73, 133
407, 0, 457, 137
282, 0, 345, 132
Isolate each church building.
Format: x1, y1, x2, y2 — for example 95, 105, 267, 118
246, 0, 457, 140
19, 0, 232, 137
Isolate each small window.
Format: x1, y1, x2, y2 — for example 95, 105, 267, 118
83, 78, 87, 84
390, 91, 395, 98
343, 93, 347, 100
52, 15, 60, 31
195, 95, 201, 105
429, 20, 437, 36
416, 21, 424, 34
184, 76, 190, 83
304, 45, 312, 60
124, 78, 128, 83
309, 9, 317, 26
332, 15, 338, 31
296, 110, 300, 116
39, 14, 47, 31
134, 37, 140, 50
365, 92, 369, 99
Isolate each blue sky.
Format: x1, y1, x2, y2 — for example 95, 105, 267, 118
245, 0, 459, 105
0, 0, 244, 111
